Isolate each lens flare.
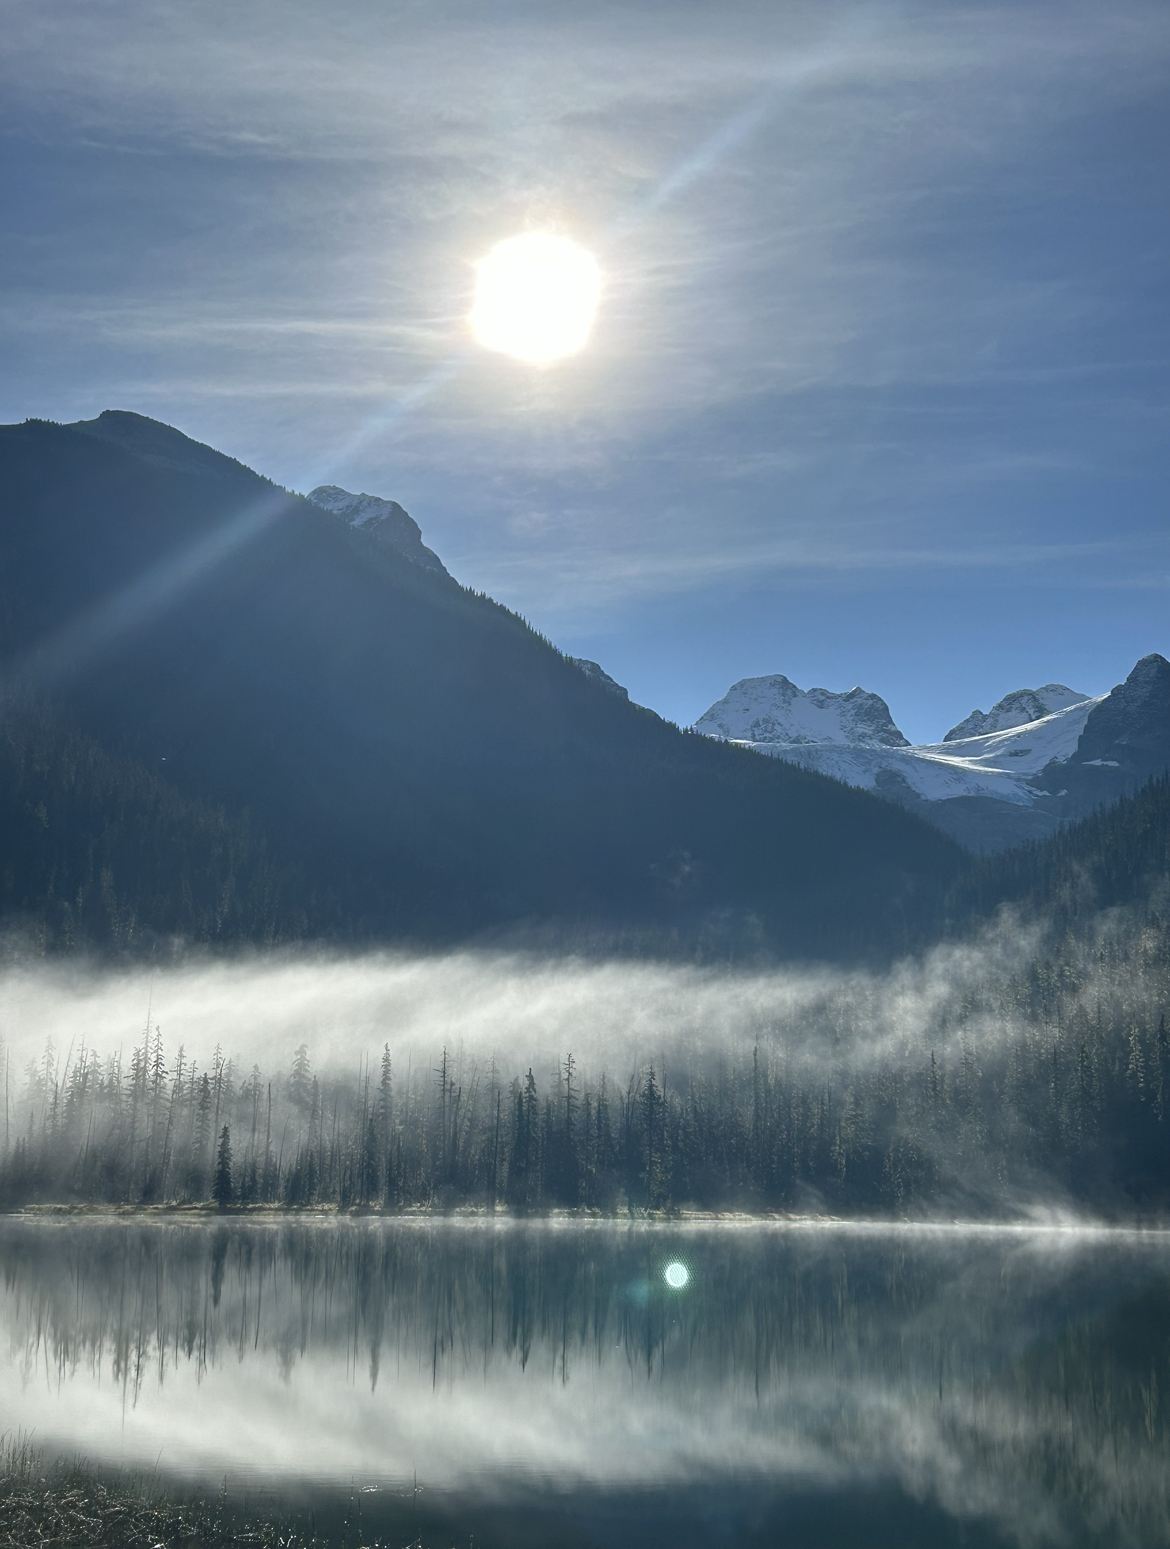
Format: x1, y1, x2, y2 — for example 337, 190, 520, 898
471, 233, 600, 363
664, 1261, 690, 1290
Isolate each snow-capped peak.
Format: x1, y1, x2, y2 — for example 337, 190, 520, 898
571, 658, 629, 700
310, 486, 404, 531
943, 684, 1089, 742
308, 485, 448, 576
916, 696, 1104, 778
693, 674, 909, 749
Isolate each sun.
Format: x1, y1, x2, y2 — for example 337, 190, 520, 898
471, 233, 601, 363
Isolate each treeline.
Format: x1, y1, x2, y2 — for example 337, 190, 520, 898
3, 918, 1167, 1215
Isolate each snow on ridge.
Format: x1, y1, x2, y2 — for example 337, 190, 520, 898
693, 672, 1106, 808
572, 658, 629, 700
308, 485, 448, 575
943, 684, 1090, 742
734, 742, 1046, 807
310, 485, 410, 529
694, 674, 908, 749
913, 697, 1103, 777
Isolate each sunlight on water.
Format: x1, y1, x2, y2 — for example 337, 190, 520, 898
663, 1259, 690, 1289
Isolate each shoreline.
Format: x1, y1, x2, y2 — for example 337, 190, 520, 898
4, 1201, 1170, 1235
0, 1446, 328, 1549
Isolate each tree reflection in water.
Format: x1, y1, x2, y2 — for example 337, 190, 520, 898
1, 1218, 1168, 1547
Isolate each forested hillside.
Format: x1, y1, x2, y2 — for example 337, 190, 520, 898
0, 414, 963, 961
3, 750, 1169, 1217
951, 774, 1170, 931
0, 709, 314, 951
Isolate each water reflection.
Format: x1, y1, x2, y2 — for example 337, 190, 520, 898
2, 1217, 1169, 1547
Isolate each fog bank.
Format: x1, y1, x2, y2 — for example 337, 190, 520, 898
0, 918, 1050, 1084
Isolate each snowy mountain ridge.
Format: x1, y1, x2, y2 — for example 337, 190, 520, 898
572, 659, 630, 699
943, 684, 1089, 742
694, 675, 909, 748
739, 695, 1105, 809
692, 656, 1170, 852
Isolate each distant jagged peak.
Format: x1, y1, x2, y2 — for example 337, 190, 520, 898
694, 673, 909, 749
944, 684, 1090, 743
308, 485, 448, 576
1073, 653, 1170, 766
571, 658, 629, 700
1117, 652, 1170, 698
311, 485, 409, 531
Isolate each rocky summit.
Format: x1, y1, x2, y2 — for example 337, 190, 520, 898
309, 485, 448, 575
944, 684, 1090, 742
694, 675, 910, 749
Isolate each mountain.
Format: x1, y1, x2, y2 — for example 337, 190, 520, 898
693, 658, 1170, 853
694, 676, 909, 748
570, 659, 629, 700
1035, 652, 1170, 812
944, 684, 1090, 742
0, 707, 310, 951
0, 411, 964, 960
69, 409, 258, 487
308, 485, 448, 575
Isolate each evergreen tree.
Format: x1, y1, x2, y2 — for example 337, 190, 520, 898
213, 1125, 233, 1210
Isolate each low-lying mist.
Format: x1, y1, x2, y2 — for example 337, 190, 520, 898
0, 899, 1166, 1216
0, 918, 1043, 1082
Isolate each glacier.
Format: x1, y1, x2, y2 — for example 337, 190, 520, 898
726, 697, 1103, 808
690, 661, 1170, 851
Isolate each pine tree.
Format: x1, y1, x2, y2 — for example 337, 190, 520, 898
191, 1072, 212, 1196
213, 1125, 233, 1210
288, 1044, 312, 1116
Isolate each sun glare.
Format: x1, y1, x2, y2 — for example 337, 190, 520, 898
472, 233, 601, 363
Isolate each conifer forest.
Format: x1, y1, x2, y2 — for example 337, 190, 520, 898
5, 877, 1167, 1217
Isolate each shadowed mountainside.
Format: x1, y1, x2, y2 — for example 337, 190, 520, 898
951, 771, 1170, 933
0, 412, 964, 959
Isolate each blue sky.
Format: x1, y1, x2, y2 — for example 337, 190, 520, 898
2, 0, 1168, 742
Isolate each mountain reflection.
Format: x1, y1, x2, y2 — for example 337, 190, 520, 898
2, 1218, 1169, 1547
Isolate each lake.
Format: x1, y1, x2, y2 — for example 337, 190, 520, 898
1, 1215, 1168, 1547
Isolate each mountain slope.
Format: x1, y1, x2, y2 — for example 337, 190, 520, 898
0, 707, 313, 951
570, 659, 629, 699
951, 771, 1170, 935
0, 413, 964, 960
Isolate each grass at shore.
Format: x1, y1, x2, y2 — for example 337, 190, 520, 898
0, 1443, 346, 1549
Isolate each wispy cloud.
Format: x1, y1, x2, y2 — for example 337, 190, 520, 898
2, 0, 1169, 689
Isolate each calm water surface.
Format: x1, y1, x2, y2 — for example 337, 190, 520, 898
2, 1215, 1169, 1548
